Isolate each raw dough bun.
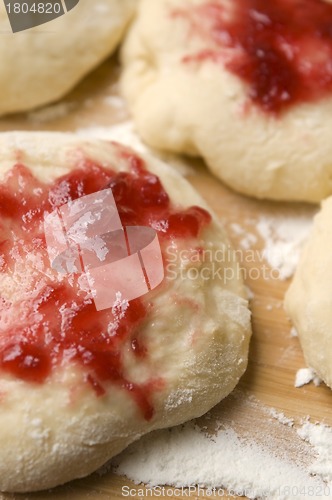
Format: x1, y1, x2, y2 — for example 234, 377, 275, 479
0, 0, 136, 115
285, 198, 332, 389
0, 132, 251, 492
121, 0, 332, 202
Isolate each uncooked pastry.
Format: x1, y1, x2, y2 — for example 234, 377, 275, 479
121, 0, 332, 202
0, 132, 251, 492
285, 197, 332, 389
0, 0, 136, 115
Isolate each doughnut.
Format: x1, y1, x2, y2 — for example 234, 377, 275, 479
0, 132, 251, 491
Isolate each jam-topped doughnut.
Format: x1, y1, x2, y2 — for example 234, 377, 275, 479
122, 0, 332, 202
0, 132, 251, 492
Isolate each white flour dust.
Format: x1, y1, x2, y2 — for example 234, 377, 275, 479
229, 212, 315, 281
111, 391, 332, 500
256, 215, 314, 280
295, 368, 321, 388
298, 421, 332, 486
113, 424, 322, 499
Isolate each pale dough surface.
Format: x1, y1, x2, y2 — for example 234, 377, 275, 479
285, 198, 332, 389
0, 0, 136, 115
0, 132, 251, 492
121, 0, 332, 202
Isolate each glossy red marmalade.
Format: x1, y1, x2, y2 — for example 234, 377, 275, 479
0, 151, 211, 420
175, 0, 332, 114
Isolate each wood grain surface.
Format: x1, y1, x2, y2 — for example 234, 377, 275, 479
0, 55, 331, 500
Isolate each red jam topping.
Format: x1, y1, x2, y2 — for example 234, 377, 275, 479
175, 0, 332, 114
0, 154, 211, 420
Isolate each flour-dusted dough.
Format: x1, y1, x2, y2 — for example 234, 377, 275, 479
285, 198, 332, 389
0, 0, 136, 115
0, 132, 251, 492
121, 0, 332, 202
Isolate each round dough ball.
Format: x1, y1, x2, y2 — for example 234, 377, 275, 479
121, 0, 332, 202
0, 132, 251, 492
0, 0, 136, 115
285, 198, 332, 389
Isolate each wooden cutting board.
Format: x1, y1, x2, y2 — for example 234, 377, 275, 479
0, 56, 331, 500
